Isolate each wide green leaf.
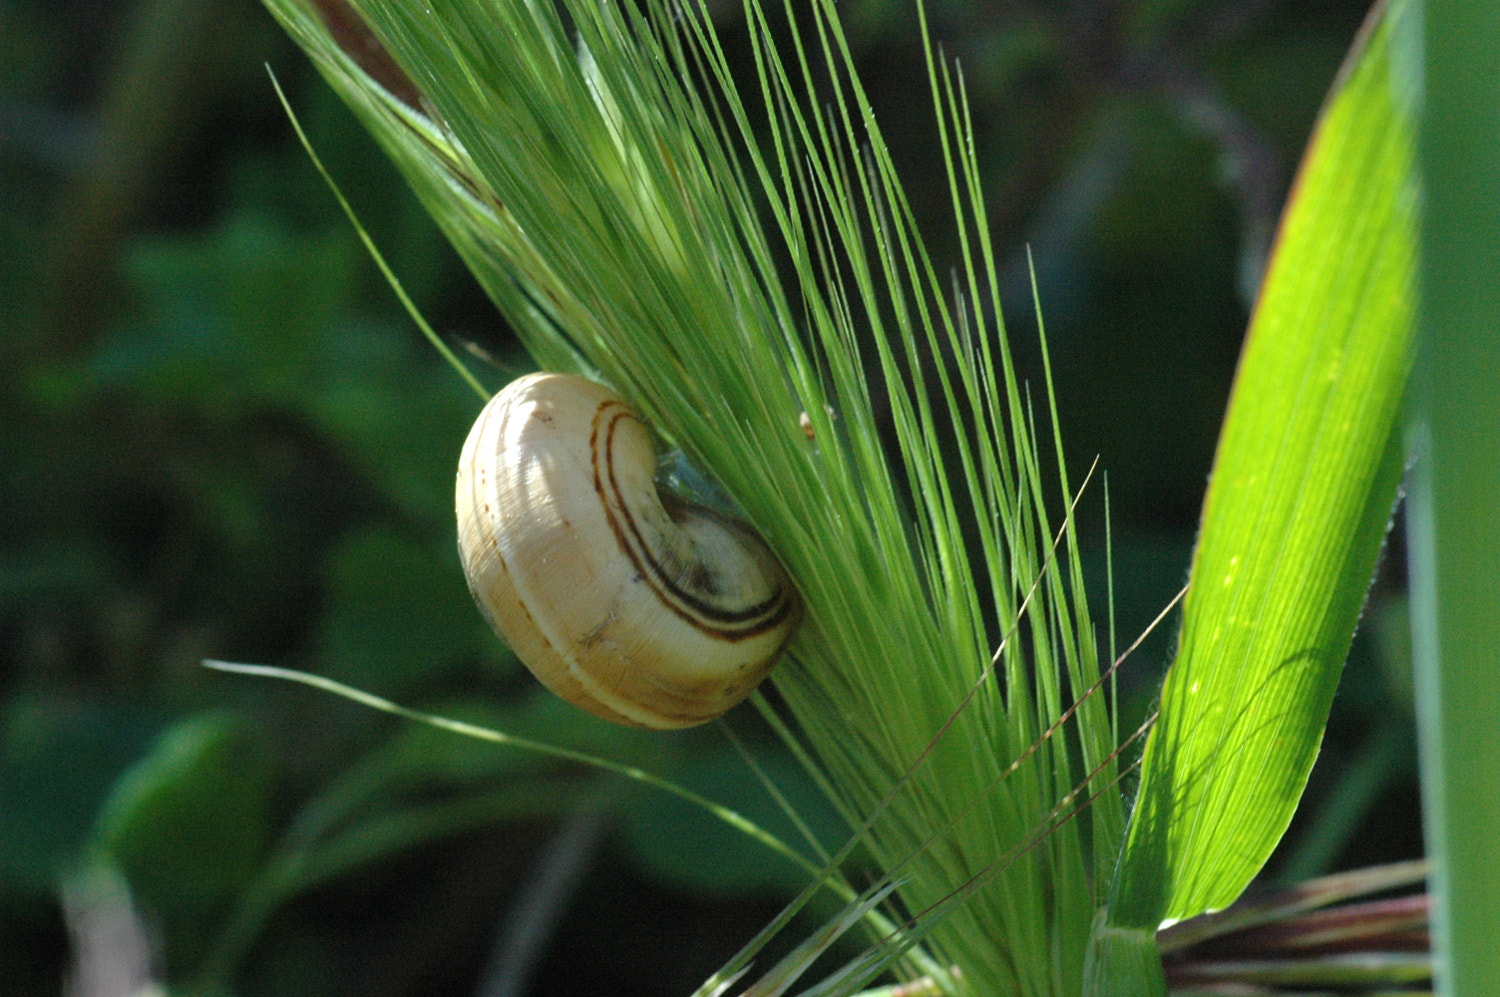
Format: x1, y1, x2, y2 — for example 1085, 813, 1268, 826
1095, 0, 1417, 957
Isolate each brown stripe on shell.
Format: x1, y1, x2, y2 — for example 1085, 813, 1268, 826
589, 400, 794, 640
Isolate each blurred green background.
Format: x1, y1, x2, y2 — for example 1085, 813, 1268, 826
0, 0, 1420, 994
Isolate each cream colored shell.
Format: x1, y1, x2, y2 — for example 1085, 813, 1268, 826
455, 372, 799, 728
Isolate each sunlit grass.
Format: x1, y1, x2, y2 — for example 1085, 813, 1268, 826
254, 0, 1419, 994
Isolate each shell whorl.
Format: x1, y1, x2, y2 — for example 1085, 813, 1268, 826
455, 372, 799, 728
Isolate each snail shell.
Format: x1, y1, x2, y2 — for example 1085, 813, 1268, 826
455, 372, 799, 729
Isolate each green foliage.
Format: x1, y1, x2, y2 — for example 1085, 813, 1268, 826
1089, 3, 1416, 988
316, 526, 496, 697
94, 713, 271, 907
92, 713, 272, 968
1, 0, 1427, 994
259, 0, 1125, 990
621, 750, 848, 899
0, 698, 159, 895
1411, 0, 1500, 991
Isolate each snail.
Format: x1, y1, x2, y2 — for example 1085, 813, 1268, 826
455, 372, 800, 729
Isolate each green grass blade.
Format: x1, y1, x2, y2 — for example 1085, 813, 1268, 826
260, 1, 1118, 991
1409, 0, 1500, 992
1097, 0, 1417, 946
